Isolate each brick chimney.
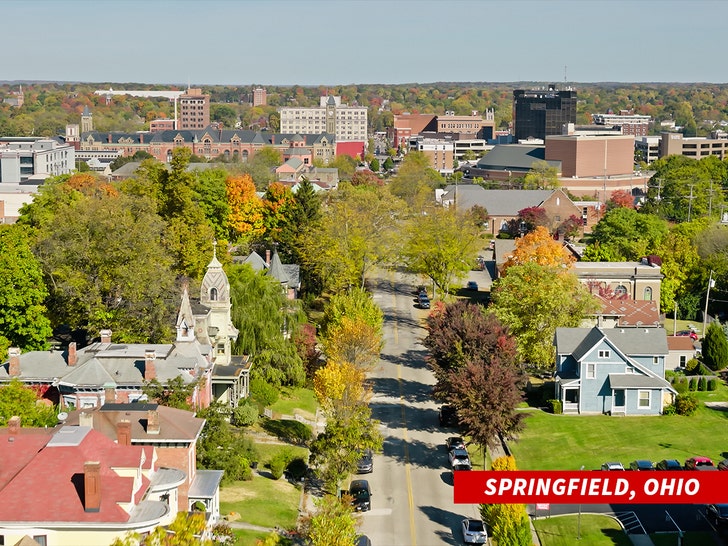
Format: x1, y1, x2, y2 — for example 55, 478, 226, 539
265, 249, 271, 266
139, 133, 144, 144
83, 461, 102, 512
104, 384, 116, 404
146, 409, 160, 435
144, 350, 156, 381
116, 419, 131, 446
100, 329, 112, 344
8, 416, 20, 434
79, 411, 94, 428
68, 342, 77, 366
7, 348, 20, 377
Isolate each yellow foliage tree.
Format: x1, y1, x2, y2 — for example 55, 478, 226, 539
481, 455, 532, 546
313, 360, 367, 415
502, 225, 575, 272
226, 174, 265, 240
322, 316, 382, 372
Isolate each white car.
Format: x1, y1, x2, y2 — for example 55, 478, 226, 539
461, 518, 488, 544
449, 448, 470, 469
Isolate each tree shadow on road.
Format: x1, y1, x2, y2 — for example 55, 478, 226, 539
418, 505, 461, 545
370, 400, 440, 433
379, 348, 429, 370
369, 376, 433, 404
381, 435, 446, 470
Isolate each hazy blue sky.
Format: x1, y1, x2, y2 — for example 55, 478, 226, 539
3, 0, 727, 85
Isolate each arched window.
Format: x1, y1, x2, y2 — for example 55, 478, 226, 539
614, 284, 628, 298
242, 150, 249, 163
210, 287, 218, 301
644, 286, 653, 301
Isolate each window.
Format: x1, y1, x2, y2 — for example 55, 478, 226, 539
209, 287, 218, 301
638, 390, 651, 408
679, 355, 687, 367
586, 363, 595, 379
614, 285, 628, 297
644, 286, 653, 301
653, 356, 660, 365
33, 537, 47, 546
598, 350, 610, 358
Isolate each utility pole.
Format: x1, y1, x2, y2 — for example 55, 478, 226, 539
686, 183, 695, 223
702, 270, 715, 338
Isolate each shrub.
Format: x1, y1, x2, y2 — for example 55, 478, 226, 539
261, 418, 312, 445
250, 377, 279, 407
231, 402, 259, 427
688, 377, 698, 391
662, 404, 676, 416
698, 377, 707, 391
269, 453, 287, 480
546, 399, 562, 414
708, 379, 718, 391
685, 358, 700, 374
674, 394, 699, 416
672, 376, 688, 394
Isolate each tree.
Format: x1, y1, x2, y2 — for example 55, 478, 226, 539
0, 225, 52, 355
226, 173, 265, 242
262, 182, 297, 241
382, 156, 395, 172
350, 170, 382, 187
607, 189, 634, 209
522, 160, 559, 190
369, 157, 380, 172
142, 376, 199, 411
307, 494, 359, 546
0, 379, 58, 427
480, 456, 532, 546
702, 321, 728, 371
401, 207, 484, 297
388, 151, 443, 211
502, 225, 575, 272
320, 287, 383, 338
423, 301, 526, 448
321, 317, 382, 371
192, 168, 231, 240
584, 207, 668, 261
559, 214, 584, 240
111, 511, 215, 546
490, 263, 600, 369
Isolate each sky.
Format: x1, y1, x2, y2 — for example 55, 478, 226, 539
3, 0, 727, 86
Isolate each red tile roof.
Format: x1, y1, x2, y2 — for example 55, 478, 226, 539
597, 297, 661, 327
667, 336, 697, 351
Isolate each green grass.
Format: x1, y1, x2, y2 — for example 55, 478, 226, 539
533, 514, 632, 546
650, 532, 718, 546
663, 318, 704, 336
220, 473, 301, 529
510, 400, 728, 470
232, 528, 271, 546
253, 443, 309, 466
269, 386, 318, 418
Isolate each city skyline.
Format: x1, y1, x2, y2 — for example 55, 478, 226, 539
2, 0, 727, 86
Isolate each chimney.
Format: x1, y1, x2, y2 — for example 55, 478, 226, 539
104, 384, 116, 404
8, 347, 20, 377
271, 134, 275, 145
8, 416, 20, 434
79, 411, 93, 428
83, 461, 102, 512
116, 419, 131, 446
139, 133, 144, 144
265, 249, 271, 266
107, 133, 112, 143
100, 329, 112, 344
146, 409, 160, 435
144, 350, 156, 381
68, 341, 77, 366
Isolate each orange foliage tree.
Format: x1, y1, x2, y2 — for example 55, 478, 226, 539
502, 226, 575, 272
226, 174, 265, 241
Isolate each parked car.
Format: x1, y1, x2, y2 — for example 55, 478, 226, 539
630, 460, 655, 471
415, 284, 427, 296
466, 281, 479, 291
707, 504, 728, 526
356, 449, 373, 474
349, 480, 372, 512
676, 330, 699, 341
685, 456, 714, 470
718, 459, 728, 471
446, 436, 466, 452
461, 518, 488, 544
600, 462, 625, 471
439, 405, 458, 427
449, 448, 470, 468
656, 459, 683, 470
417, 293, 431, 309
356, 536, 372, 546
452, 460, 472, 471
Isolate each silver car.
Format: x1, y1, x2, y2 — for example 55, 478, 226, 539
461, 518, 487, 544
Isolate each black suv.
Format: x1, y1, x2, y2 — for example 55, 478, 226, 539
349, 479, 372, 512
417, 293, 431, 309
439, 405, 458, 427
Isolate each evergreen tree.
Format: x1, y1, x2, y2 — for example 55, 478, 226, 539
703, 321, 728, 371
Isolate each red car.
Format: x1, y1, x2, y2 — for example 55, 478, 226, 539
677, 330, 699, 341
685, 456, 714, 470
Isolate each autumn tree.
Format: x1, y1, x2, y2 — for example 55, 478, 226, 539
0, 225, 52, 355
502, 206, 549, 238
423, 301, 526, 449
322, 317, 382, 371
0, 379, 59, 427
261, 182, 296, 241
401, 207, 484, 297
522, 160, 559, 190
320, 287, 383, 338
388, 150, 444, 211
480, 456, 532, 546
111, 511, 216, 546
502, 225, 575, 272
583, 207, 668, 262
226, 173, 266, 242
350, 170, 382, 187
490, 262, 600, 369
142, 376, 199, 411
702, 321, 728, 371
656, 220, 705, 314
306, 494, 359, 546
608, 189, 634, 209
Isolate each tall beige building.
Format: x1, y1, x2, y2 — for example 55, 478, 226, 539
253, 87, 267, 107
279, 96, 367, 141
178, 88, 210, 130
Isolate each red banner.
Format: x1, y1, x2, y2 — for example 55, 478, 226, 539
454, 471, 728, 504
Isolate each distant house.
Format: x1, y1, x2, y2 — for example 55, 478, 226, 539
554, 327, 675, 415
235, 249, 301, 300
666, 335, 699, 371
584, 296, 661, 329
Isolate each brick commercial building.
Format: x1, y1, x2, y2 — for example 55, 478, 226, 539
545, 134, 635, 178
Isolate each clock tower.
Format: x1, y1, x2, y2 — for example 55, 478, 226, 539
325, 95, 336, 135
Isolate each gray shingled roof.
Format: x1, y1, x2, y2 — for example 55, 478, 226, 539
475, 144, 561, 171
267, 252, 288, 284
555, 327, 669, 357
442, 186, 554, 215
608, 373, 671, 390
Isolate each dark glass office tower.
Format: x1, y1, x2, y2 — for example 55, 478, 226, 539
513, 86, 577, 141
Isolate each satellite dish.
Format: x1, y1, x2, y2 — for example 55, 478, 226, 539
57, 412, 68, 422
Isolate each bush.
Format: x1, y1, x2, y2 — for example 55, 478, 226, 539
269, 453, 287, 480
685, 358, 700, 374
672, 376, 688, 394
688, 377, 698, 391
546, 399, 562, 414
250, 377, 279, 407
662, 404, 676, 416
261, 418, 312, 445
698, 377, 707, 391
708, 378, 718, 391
231, 402, 258, 427
674, 394, 699, 416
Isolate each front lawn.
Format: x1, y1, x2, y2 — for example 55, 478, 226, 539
269, 386, 318, 419
534, 514, 632, 546
220, 473, 301, 529
510, 401, 728, 470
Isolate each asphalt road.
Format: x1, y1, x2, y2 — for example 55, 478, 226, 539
358, 269, 480, 546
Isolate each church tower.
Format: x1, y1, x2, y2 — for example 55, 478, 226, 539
199, 242, 238, 366
81, 106, 94, 134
